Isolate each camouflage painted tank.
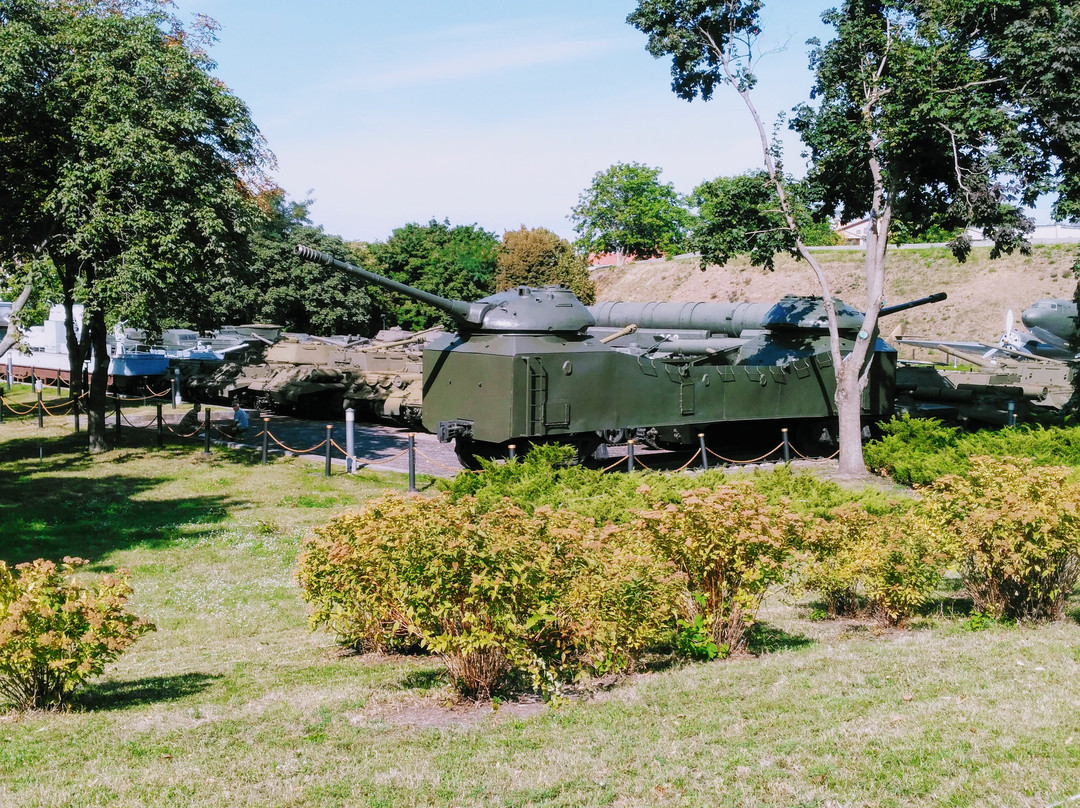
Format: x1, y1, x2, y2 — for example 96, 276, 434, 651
228, 329, 436, 423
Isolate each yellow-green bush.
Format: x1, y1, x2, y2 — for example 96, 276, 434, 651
631, 485, 804, 654
800, 505, 943, 627
919, 456, 1080, 622
0, 557, 155, 711
297, 495, 684, 699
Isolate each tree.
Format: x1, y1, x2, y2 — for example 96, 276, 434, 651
368, 219, 498, 331
628, 0, 1041, 476
496, 227, 596, 305
570, 162, 690, 266
0, 0, 271, 451
214, 190, 374, 336
690, 172, 838, 269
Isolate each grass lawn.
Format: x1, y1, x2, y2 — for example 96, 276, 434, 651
1, 399, 1080, 807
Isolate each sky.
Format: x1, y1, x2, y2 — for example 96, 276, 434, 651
167, 1, 836, 243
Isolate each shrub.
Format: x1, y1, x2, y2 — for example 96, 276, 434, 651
919, 456, 1080, 622
0, 557, 155, 711
863, 416, 963, 485
298, 495, 684, 699
799, 505, 943, 627
631, 484, 803, 654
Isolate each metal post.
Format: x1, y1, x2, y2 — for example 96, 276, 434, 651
324, 425, 333, 477
345, 408, 355, 473
408, 432, 417, 492
203, 408, 212, 454
114, 397, 121, 443
55, 374, 61, 393
627, 439, 635, 473
36, 381, 44, 428
172, 367, 181, 408
261, 417, 269, 465
508, 443, 516, 461
698, 433, 708, 471
5, 352, 12, 390
1008, 400, 1016, 426
782, 427, 791, 463
73, 394, 79, 433
0, 390, 4, 424
156, 403, 163, 447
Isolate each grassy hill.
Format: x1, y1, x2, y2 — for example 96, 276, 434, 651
591, 243, 1079, 349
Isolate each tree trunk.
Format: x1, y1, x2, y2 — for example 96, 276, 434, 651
63, 297, 85, 406
86, 307, 111, 452
0, 280, 33, 357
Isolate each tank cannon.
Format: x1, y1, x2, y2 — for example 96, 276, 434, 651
298, 244, 947, 467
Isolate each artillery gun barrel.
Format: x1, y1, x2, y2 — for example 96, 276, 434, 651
589, 301, 772, 337
879, 293, 948, 317
297, 245, 474, 325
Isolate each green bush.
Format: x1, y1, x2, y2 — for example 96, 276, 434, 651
631, 484, 803, 654
0, 557, 155, 711
799, 504, 942, 626
865, 417, 1080, 485
919, 456, 1080, 622
297, 495, 684, 699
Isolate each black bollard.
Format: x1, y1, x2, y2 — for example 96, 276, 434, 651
408, 433, 417, 492
508, 443, 516, 461
627, 439, 635, 472
699, 433, 708, 471
203, 409, 212, 454
114, 398, 122, 444
782, 427, 790, 463
324, 425, 333, 477
261, 417, 269, 465
156, 403, 164, 447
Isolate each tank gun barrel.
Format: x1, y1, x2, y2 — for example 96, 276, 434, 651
879, 292, 947, 318
297, 244, 475, 326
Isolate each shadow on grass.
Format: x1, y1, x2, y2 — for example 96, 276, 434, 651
0, 436, 245, 565
746, 621, 815, 655
77, 672, 222, 711
399, 667, 447, 691
918, 593, 975, 619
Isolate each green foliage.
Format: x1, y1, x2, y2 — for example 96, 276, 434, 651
496, 227, 596, 305
631, 485, 803, 653
800, 504, 942, 627
673, 594, 721, 660
213, 190, 373, 335
570, 162, 690, 262
919, 456, 1080, 622
368, 219, 497, 330
690, 172, 837, 270
297, 495, 684, 699
0, 557, 154, 711
865, 417, 1080, 485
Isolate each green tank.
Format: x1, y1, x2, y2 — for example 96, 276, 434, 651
298, 244, 946, 467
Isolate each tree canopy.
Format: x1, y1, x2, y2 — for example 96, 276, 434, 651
367, 219, 498, 331
209, 190, 374, 336
496, 227, 595, 305
0, 0, 272, 449
570, 162, 690, 265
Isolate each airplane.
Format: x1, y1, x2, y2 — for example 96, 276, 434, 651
895, 298, 1077, 364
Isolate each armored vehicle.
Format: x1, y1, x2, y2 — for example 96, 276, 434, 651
297, 245, 945, 467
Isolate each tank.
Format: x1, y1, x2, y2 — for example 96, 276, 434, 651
297, 244, 947, 467
223, 329, 434, 423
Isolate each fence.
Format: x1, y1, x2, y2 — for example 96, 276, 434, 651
0, 384, 838, 488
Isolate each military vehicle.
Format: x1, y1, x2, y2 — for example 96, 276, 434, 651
220, 329, 433, 423
298, 244, 946, 468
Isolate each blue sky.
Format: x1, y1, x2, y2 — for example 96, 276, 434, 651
170, 1, 833, 243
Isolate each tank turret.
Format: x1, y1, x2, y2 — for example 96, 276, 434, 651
296, 245, 594, 334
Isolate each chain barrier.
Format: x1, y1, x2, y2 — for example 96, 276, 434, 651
414, 447, 472, 474
705, 442, 786, 465
264, 430, 328, 455
2, 399, 39, 416
330, 438, 410, 468
789, 442, 841, 461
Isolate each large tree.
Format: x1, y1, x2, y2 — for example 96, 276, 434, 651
496, 226, 595, 305
210, 189, 374, 336
367, 219, 498, 331
0, 0, 271, 450
628, 0, 1045, 476
570, 161, 690, 266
